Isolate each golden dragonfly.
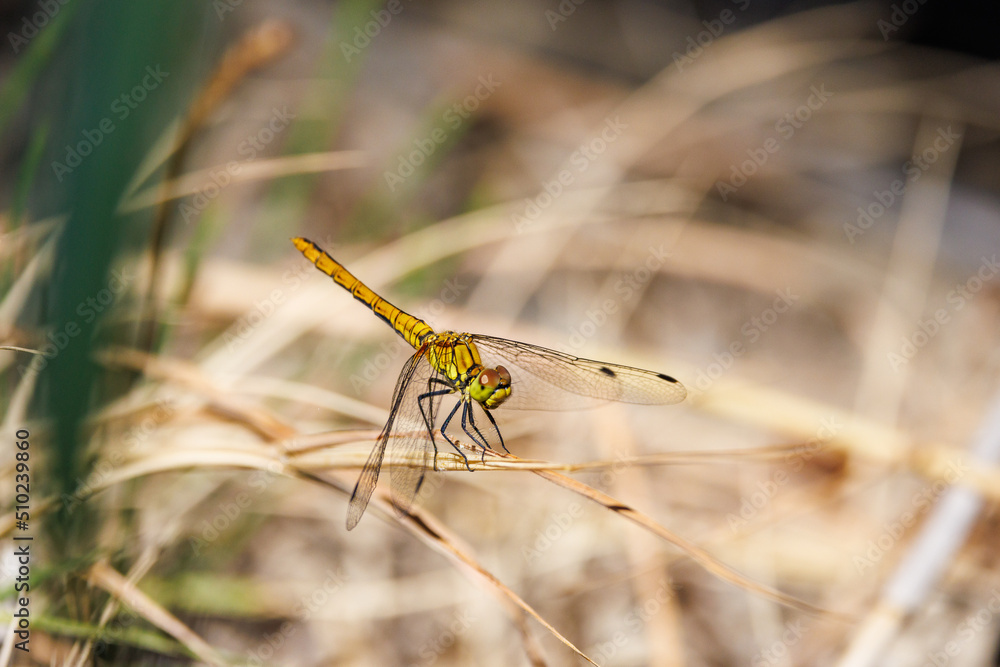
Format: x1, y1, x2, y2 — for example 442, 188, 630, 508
293, 238, 686, 529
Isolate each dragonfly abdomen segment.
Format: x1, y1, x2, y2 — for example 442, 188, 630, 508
360, 287, 433, 349
293, 237, 434, 349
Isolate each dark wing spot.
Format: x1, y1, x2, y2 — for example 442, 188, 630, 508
656, 372, 678, 383
599, 366, 617, 378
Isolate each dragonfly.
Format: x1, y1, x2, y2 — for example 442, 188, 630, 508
293, 237, 686, 529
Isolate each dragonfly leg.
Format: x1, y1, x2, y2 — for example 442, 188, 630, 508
423, 378, 453, 449
418, 386, 453, 471
462, 403, 492, 464
439, 401, 472, 471
481, 408, 508, 453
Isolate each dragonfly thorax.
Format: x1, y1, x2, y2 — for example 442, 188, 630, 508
424, 332, 512, 410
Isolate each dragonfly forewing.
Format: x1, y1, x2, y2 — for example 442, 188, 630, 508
470, 335, 687, 410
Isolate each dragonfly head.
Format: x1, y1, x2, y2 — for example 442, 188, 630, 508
470, 365, 512, 409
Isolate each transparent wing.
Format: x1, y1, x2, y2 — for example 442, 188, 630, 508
346, 351, 441, 529
387, 356, 444, 519
471, 334, 686, 411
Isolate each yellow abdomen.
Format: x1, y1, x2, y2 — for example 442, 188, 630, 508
292, 237, 434, 350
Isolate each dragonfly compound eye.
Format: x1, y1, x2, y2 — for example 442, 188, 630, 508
478, 368, 500, 390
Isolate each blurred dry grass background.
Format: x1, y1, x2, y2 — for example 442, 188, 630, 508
3, 1, 1000, 665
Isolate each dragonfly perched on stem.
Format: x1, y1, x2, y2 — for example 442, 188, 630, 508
293, 237, 686, 529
